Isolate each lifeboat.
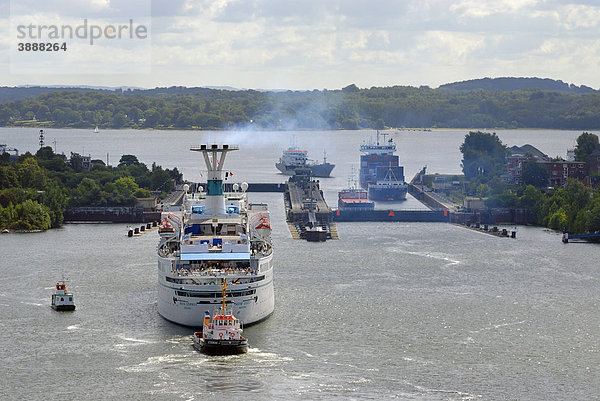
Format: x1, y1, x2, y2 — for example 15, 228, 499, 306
158, 220, 175, 234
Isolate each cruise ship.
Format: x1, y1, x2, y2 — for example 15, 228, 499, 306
157, 144, 274, 327
359, 132, 408, 201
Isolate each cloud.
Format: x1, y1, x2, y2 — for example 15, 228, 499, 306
1, 0, 599, 89
450, 0, 540, 19
559, 4, 600, 30
9, 0, 150, 18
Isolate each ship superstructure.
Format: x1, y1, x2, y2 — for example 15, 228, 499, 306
359, 132, 407, 201
157, 144, 274, 327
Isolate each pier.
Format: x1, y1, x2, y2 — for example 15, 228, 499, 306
407, 167, 460, 213
65, 206, 160, 223
284, 169, 337, 241
333, 209, 448, 222
562, 232, 600, 243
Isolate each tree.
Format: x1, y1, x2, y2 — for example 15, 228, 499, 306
69, 153, 83, 172
522, 161, 549, 188
149, 168, 173, 192
168, 167, 183, 184
75, 178, 101, 206
460, 131, 508, 180
588, 195, 600, 232
118, 155, 139, 167
0, 165, 19, 189
114, 176, 140, 197
18, 158, 47, 189
341, 118, 359, 130
342, 84, 360, 93
14, 199, 52, 230
40, 181, 68, 227
574, 132, 599, 170
111, 112, 128, 128
36, 146, 55, 160
520, 185, 543, 208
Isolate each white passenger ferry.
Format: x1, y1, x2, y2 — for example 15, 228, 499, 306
157, 144, 274, 327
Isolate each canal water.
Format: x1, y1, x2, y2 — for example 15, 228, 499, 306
1, 128, 599, 400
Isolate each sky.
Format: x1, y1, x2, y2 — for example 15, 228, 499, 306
1, 0, 599, 90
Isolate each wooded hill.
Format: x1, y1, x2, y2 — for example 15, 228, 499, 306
1, 78, 599, 130
439, 77, 596, 93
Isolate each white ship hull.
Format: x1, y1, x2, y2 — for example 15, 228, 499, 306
157, 144, 275, 328
157, 253, 274, 327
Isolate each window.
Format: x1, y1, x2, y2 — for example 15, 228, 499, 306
176, 289, 256, 298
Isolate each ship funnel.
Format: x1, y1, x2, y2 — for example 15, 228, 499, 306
190, 144, 239, 215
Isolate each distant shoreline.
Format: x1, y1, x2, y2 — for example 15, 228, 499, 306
0, 125, 592, 132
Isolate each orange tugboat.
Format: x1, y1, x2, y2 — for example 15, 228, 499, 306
193, 281, 249, 355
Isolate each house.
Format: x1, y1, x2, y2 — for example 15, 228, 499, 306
504, 144, 587, 187
69, 152, 92, 171
0, 144, 19, 162
544, 161, 587, 187
504, 144, 549, 185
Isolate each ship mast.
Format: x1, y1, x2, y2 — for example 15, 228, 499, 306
190, 144, 239, 215
221, 280, 228, 312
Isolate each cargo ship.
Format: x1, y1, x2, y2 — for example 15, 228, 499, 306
276, 147, 335, 178
338, 184, 374, 211
359, 132, 407, 201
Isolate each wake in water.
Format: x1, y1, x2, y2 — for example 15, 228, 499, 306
390, 247, 462, 269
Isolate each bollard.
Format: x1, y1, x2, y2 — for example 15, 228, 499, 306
134, 227, 139, 234
140, 225, 145, 232
128, 229, 133, 237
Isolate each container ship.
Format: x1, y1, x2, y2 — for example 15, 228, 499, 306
359, 132, 407, 201
157, 144, 274, 327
